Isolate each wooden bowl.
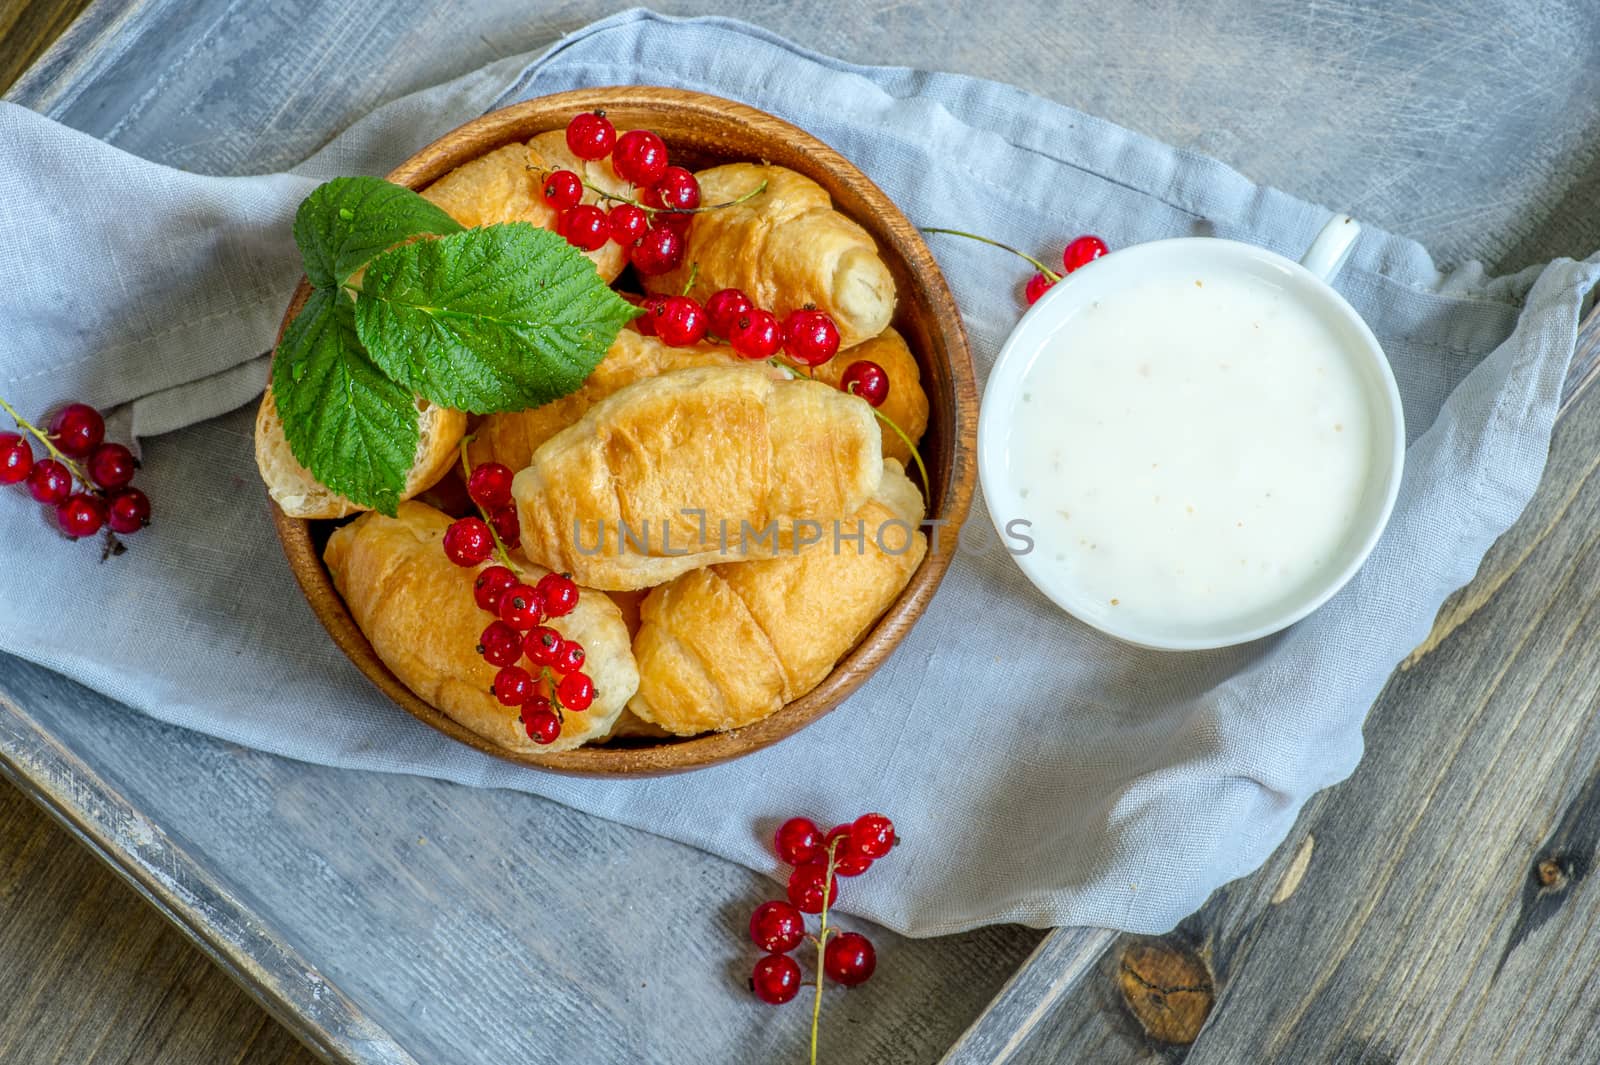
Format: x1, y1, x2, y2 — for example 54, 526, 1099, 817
271, 87, 976, 775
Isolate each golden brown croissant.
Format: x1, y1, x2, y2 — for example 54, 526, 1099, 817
628, 460, 927, 735
808, 327, 929, 467
419, 132, 630, 281
324, 501, 639, 753
467, 329, 741, 473
642, 164, 896, 349
510, 365, 882, 591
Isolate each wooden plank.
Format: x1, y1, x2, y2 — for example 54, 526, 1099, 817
945, 304, 1600, 1063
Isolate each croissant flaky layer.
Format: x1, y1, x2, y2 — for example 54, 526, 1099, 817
324, 501, 639, 753
511, 365, 884, 591
468, 329, 742, 473
629, 460, 927, 735
642, 163, 897, 350
809, 327, 930, 467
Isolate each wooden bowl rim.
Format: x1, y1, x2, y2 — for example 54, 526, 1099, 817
270, 86, 977, 775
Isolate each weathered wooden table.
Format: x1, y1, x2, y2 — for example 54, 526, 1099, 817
4, 2, 1600, 1063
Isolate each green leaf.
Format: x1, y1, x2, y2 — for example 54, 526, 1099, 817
293, 177, 463, 290
271, 287, 419, 516
352, 223, 641, 414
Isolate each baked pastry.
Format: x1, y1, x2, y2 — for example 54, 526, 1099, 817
419, 132, 630, 281
255, 383, 465, 519
511, 365, 883, 590
467, 329, 741, 473
642, 164, 896, 349
628, 459, 927, 735
324, 501, 638, 752
808, 327, 929, 466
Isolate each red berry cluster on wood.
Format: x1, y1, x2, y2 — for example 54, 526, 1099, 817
0, 397, 151, 549
747, 813, 897, 1012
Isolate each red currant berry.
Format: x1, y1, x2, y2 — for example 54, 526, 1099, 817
774, 817, 823, 865
656, 296, 708, 347
489, 504, 520, 548
750, 954, 803, 1005
749, 901, 806, 954
523, 703, 561, 745
466, 462, 514, 509
56, 493, 106, 538
782, 310, 840, 367
552, 638, 586, 676
491, 665, 533, 707
524, 625, 563, 667
556, 671, 595, 711
628, 225, 684, 276
653, 210, 693, 236
633, 294, 669, 336
729, 309, 784, 360
536, 572, 580, 618
25, 459, 71, 505
565, 111, 616, 160
497, 583, 543, 629
0, 432, 33, 485
562, 204, 610, 251
850, 813, 896, 859
473, 565, 518, 612
106, 488, 150, 534
442, 517, 494, 567
824, 823, 853, 855
48, 403, 104, 457
840, 360, 889, 407
612, 129, 669, 187
541, 169, 582, 211
823, 931, 876, 986
652, 166, 701, 211
607, 203, 649, 246
477, 620, 524, 667
1024, 272, 1054, 305
1062, 235, 1109, 273
834, 850, 872, 877
704, 289, 753, 338
86, 442, 136, 489
786, 861, 838, 914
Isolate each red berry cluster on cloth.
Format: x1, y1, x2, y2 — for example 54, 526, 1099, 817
539, 111, 700, 276
440, 458, 594, 746
1024, 234, 1109, 305
0, 397, 151, 547
746, 813, 897, 1009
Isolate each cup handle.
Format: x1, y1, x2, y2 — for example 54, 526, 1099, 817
1300, 214, 1360, 282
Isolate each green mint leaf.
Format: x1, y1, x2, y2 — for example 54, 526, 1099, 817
293, 177, 463, 290
271, 287, 419, 516
352, 222, 641, 414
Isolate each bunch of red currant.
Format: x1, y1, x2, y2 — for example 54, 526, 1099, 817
540, 111, 700, 276
439, 458, 593, 746
746, 812, 897, 1007
924, 227, 1110, 306
0, 397, 151, 546
634, 285, 891, 411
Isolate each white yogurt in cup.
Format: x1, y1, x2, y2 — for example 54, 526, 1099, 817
979, 218, 1404, 650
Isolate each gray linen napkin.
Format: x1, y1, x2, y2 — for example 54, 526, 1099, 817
1, 10, 1596, 935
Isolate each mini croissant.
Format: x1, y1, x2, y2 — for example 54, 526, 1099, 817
628, 460, 927, 736
511, 365, 883, 591
420, 131, 631, 281
642, 164, 896, 349
468, 329, 741, 473
324, 501, 639, 753
809, 326, 929, 467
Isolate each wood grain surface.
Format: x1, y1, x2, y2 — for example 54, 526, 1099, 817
0, 0, 91, 91
943, 303, 1600, 1064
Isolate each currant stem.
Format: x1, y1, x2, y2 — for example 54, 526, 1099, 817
0, 393, 93, 489
680, 262, 699, 298
921, 227, 1061, 281
810, 838, 842, 1065
457, 435, 519, 572
529, 168, 768, 216
867, 405, 932, 493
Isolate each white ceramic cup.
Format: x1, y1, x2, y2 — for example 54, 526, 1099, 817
978, 217, 1405, 650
